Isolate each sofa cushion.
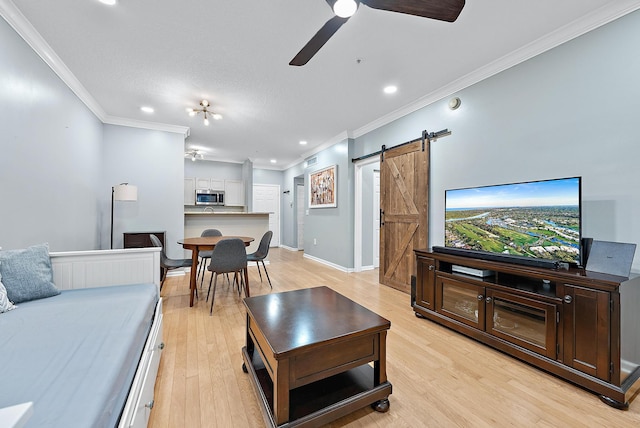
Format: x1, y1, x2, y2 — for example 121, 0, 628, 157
0, 273, 17, 313
0, 243, 60, 303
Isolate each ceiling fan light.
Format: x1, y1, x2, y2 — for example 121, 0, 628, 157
201, 99, 209, 107
204, 117, 210, 126
333, 0, 358, 18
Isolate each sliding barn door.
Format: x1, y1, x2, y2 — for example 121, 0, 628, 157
379, 137, 429, 293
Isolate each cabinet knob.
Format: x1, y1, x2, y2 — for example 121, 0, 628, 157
486, 297, 493, 303
477, 294, 484, 301
428, 265, 435, 271
145, 400, 155, 409
564, 295, 573, 304
158, 342, 165, 350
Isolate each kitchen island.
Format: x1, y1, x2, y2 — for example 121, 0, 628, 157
184, 211, 269, 254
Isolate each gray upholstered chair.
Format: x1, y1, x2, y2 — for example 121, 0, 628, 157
206, 238, 248, 314
246, 231, 273, 288
197, 228, 222, 286
150, 234, 192, 288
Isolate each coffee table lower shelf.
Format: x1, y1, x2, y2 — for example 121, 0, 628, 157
242, 346, 392, 427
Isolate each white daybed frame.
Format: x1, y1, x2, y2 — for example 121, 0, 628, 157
50, 247, 163, 428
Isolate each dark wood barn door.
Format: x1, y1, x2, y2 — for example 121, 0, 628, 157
379, 138, 429, 293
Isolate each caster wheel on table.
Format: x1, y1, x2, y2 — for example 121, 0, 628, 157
371, 398, 390, 413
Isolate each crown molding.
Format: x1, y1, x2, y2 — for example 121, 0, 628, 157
104, 116, 190, 136
0, 0, 107, 120
353, 1, 640, 139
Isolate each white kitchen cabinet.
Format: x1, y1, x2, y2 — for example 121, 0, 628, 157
210, 179, 224, 190
195, 178, 224, 190
184, 178, 195, 205
195, 178, 210, 190
224, 180, 245, 206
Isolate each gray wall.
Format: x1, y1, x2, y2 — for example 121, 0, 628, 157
0, 17, 186, 255
351, 10, 640, 272
0, 17, 103, 251
103, 125, 185, 258
184, 159, 243, 180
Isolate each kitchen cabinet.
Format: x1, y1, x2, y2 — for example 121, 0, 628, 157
224, 179, 245, 206
413, 249, 640, 409
184, 178, 195, 205
195, 178, 224, 190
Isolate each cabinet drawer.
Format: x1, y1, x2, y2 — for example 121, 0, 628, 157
291, 334, 379, 388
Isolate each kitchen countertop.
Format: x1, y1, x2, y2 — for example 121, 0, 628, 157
184, 211, 270, 216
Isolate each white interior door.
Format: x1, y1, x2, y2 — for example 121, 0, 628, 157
296, 184, 304, 250
252, 184, 280, 247
373, 170, 380, 268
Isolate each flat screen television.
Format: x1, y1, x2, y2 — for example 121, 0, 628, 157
443, 177, 582, 267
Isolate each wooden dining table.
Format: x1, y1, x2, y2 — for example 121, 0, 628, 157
178, 236, 255, 307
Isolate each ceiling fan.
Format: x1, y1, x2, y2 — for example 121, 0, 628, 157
289, 0, 466, 66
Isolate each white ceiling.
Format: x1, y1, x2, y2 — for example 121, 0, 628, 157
2, 0, 639, 169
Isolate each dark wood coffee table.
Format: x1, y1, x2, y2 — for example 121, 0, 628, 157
241, 286, 392, 427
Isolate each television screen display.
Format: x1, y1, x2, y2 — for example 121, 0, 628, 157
445, 177, 582, 265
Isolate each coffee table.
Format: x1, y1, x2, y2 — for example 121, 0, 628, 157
241, 286, 392, 427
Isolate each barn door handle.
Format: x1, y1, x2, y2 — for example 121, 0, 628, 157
380, 209, 384, 226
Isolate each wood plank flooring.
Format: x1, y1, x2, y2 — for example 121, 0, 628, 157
149, 248, 640, 427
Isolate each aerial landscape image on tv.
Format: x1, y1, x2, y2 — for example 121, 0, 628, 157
445, 177, 581, 264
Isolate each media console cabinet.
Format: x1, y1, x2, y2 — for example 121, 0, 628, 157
413, 249, 640, 409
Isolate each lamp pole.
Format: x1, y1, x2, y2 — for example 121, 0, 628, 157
110, 186, 115, 249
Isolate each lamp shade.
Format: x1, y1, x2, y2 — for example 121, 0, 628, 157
114, 184, 138, 201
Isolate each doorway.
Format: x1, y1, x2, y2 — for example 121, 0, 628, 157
252, 184, 280, 247
296, 184, 305, 250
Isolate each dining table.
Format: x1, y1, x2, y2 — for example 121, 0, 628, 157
178, 235, 255, 307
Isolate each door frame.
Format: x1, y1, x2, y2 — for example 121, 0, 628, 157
354, 156, 381, 272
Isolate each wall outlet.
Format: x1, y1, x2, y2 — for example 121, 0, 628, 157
313, 238, 317, 245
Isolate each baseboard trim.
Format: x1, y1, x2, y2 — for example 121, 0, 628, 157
279, 245, 300, 252
360, 265, 375, 271
303, 253, 353, 273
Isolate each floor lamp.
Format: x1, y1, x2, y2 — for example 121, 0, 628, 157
111, 183, 138, 249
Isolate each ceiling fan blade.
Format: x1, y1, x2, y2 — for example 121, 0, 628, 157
362, 0, 465, 22
289, 15, 349, 66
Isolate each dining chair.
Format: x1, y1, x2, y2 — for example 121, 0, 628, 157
246, 231, 273, 288
197, 228, 222, 287
149, 234, 192, 289
206, 238, 248, 315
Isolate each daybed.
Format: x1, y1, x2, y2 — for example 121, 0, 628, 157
0, 245, 163, 428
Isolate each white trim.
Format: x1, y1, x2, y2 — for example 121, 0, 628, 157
352, 1, 640, 139
0, 0, 190, 137
361, 265, 375, 271
353, 156, 381, 272
279, 244, 299, 252
303, 253, 353, 273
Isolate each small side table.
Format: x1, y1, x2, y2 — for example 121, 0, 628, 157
124, 231, 166, 278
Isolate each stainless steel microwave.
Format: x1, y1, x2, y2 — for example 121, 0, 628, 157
195, 190, 225, 206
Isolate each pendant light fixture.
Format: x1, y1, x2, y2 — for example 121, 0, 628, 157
186, 100, 222, 126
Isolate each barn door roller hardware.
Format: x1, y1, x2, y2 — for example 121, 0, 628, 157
351, 129, 452, 163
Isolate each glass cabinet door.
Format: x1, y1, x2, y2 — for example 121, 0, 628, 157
486, 290, 557, 359
436, 276, 485, 330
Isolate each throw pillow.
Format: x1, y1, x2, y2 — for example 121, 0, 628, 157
0, 272, 17, 313
0, 243, 60, 303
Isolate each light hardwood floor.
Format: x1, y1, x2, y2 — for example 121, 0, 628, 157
149, 248, 640, 427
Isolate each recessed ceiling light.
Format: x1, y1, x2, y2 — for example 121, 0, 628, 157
299, 140, 308, 145
383, 85, 397, 94
98, 0, 117, 5
140, 106, 154, 113
270, 159, 277, 164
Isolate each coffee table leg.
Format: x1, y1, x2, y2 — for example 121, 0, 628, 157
372, 398, 390, 412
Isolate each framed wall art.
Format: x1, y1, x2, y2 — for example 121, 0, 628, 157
309, 165, 337, 208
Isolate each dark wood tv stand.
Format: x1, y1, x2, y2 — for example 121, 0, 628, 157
413, 249, 640, 409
